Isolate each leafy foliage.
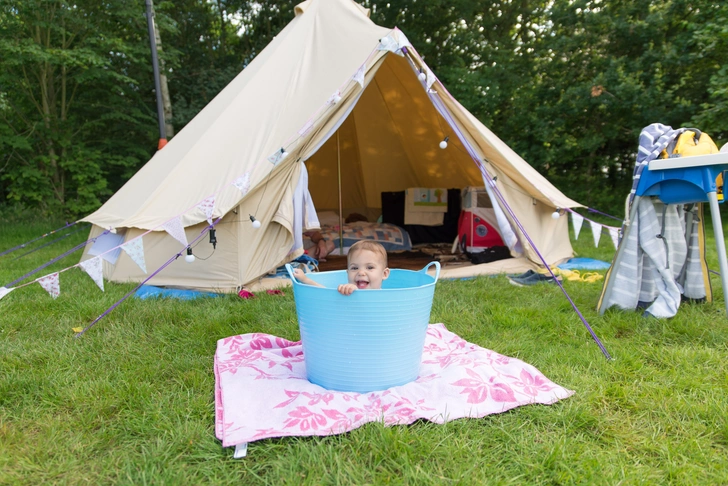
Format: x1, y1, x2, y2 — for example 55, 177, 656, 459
0, 0, 160, 217
498, 0, 728, 211
164, 0, 300, 128
1, 0, 726, 218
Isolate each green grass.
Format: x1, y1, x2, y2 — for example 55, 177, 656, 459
1, 212, 728, 485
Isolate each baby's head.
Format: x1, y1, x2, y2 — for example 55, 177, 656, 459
346, 241, 389, 290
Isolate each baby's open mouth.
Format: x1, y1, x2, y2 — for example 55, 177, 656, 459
356, 280, 369, 289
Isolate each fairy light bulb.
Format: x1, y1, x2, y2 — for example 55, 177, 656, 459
418, 68, 426, 81
250, 215, 262, 229
439, 136, 449, 149
551, 209, 561, 219
185, 247, 195, 263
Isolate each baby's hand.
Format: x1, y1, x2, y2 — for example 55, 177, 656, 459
337, 283, 357, 296
293, 268, 314, 285
293, 268, 323, 287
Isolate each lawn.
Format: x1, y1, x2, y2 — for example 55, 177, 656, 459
1, 210, 727, 485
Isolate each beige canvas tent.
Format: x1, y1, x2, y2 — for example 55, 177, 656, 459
81, 0, 582, 292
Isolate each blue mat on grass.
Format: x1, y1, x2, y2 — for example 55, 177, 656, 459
134, 285, 220, 300
557, 257, 611, 270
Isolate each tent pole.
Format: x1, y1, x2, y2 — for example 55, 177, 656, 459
144, 0, 167, 149
337, 131, 344, 255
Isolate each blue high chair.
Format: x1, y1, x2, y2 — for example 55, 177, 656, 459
634, 152, 728, 313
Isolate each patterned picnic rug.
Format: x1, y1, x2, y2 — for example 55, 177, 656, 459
215, 324, 574, 450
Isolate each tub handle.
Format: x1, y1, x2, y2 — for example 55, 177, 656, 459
421, 261, 441, 282
285, 263, 298, 283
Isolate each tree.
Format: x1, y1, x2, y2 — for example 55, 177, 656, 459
164, 0, 299, 129
690, 4, 728, 141
0, 0, 162, 216
501, 0, 728, 212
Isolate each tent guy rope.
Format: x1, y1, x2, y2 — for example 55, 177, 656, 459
1, 28, 614, 354
13, 225, 88, 261
0, 221, 79, 258
401, 44, 612, 360
0, 34, 390, 311
74, 219, 222, 337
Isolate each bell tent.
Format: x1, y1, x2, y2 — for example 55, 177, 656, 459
81, 0, 582, 292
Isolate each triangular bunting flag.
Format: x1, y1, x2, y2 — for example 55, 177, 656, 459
589, 221, 602, 247
233, 172, 251, 196
425, 67, 436, 90
121, 237, 147, 274
608, 227, 620, 249
162, 217, 189, 247
397, 31, 413, 51
267, 148, 288, 165
353, 64, 365, 88
0, 286, 14, 301
327, 90, 342, 105
38, 272, 60, 299
79, 257, 104, 292
197, 196, 215, 225
571, 213, 584, 240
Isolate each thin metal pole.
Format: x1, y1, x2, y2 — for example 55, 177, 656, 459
145, 0, 167, 149
337, 131, 344, 255
707, 191, 728, 314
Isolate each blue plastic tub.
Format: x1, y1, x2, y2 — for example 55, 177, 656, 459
286, 262, 440, 393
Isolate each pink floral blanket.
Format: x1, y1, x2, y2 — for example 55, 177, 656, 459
215, 324, 573, 449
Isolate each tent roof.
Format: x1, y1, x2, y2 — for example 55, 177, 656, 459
84, 0, 392, 230
84, 0, 579, 232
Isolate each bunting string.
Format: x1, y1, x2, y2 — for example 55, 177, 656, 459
74, 219, 221, 337
565, 208, 621, 249
586, 207, 622, 222
3, 232, 107, 289
0, 32, 393, 308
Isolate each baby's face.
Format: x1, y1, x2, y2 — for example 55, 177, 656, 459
346, 249, 389, 290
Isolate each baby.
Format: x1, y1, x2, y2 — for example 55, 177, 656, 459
293, 240, 390, 295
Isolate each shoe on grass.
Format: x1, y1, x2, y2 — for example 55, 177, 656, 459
506, 269, 537, 279
507, 272, 562, 287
